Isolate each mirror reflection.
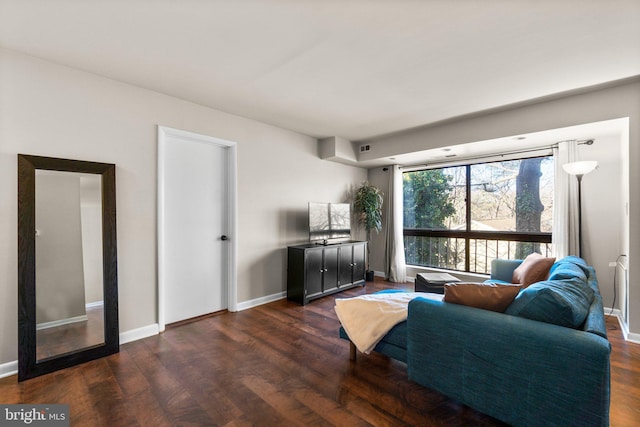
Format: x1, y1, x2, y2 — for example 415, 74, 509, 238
35, 170, 104, 361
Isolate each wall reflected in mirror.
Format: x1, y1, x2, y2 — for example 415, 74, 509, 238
35, 170, 105, 362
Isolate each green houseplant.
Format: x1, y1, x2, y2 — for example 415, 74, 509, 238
353, 181, 383, 281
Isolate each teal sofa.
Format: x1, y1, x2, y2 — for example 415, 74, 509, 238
340, 256, 611, 427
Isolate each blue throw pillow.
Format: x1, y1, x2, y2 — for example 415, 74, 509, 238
505, 279, 594, 329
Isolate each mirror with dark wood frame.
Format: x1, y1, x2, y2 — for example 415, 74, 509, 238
18, 154, 119, 381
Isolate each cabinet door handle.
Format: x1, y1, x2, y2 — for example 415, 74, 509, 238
324, 268, 329, 272
353, 263, 357, 266
319, 269, 324, 273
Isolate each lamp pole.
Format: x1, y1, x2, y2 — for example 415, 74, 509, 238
576, 173, 583, 258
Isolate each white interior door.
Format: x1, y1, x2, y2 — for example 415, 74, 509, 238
158, 127, 235, 327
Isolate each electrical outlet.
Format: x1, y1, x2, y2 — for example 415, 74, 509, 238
608, 261, 617, 267
359, 144, 371, 152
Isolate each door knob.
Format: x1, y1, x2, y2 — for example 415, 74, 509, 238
221, 235, 228, 241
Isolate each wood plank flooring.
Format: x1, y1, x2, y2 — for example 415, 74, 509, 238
1, 278, 639, 426
36, 306, 105, 361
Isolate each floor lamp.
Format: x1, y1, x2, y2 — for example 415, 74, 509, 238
562, 161, 598, 258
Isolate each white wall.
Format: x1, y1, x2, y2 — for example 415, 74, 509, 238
35, 172, 86, 323
365, 79, 640, 337
579, 132, 624, 310
0, 48, 367, 366
80, 175, 105, 305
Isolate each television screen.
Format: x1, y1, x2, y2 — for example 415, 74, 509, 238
309, 202, 351, 242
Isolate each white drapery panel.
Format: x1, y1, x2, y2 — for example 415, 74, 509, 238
553, 140, 580, 258
385, 165, 406, 282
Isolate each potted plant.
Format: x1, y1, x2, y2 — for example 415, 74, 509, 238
353, 181, 383, 281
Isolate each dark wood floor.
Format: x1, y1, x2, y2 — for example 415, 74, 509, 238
1, 278, 639, 426
36, 306, 104, 361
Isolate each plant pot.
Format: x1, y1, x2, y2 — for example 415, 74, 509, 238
365, 270, 375, 282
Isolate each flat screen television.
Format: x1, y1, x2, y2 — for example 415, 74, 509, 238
309, 202, 351, 243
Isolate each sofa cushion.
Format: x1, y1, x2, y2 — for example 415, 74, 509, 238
548, 259, 588, 282
444, 283, 522, 313
490, 259, 523, 283
512, 253, 556, 287
505, 279, 595, 328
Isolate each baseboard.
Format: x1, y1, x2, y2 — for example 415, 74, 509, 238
0, 324, 161, 379
36, 314, 88, 331
604, 307, 622, 317
236, 291, 286, 311
35, 302, 103, 331
120, 324, 160, 345
86, 301, 104, 309
373, 270, 410, 282
0, 360, 18, 379
619, 317, 640, 344
626, 331, 640, 344
602, 308, 640, 344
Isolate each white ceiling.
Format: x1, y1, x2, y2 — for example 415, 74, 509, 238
1, 1, 639, 143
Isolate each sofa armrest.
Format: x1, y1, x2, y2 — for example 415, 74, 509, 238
489, 259, 522, 283
407, 298, 611, 427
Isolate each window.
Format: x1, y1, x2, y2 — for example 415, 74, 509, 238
403, 156, 554, 274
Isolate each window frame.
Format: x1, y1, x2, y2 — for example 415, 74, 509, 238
403, 157, 553, 273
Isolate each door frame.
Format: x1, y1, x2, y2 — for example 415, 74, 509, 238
157, 126, 238, 332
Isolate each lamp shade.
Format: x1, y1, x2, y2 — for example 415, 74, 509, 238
562, 161, 598, 176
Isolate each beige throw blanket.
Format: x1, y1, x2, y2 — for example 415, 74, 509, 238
335, 292, 443, 354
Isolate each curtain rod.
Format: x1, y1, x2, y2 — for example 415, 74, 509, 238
558, 138, 595, 146
399, 138, 595, 170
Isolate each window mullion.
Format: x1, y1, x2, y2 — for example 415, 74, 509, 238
464, 165, 471, 272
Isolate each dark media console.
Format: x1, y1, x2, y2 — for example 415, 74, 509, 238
287, 240, 367, 305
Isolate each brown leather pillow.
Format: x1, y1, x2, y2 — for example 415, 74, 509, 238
512, 253, 556, 287
444, 282, 522, 313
